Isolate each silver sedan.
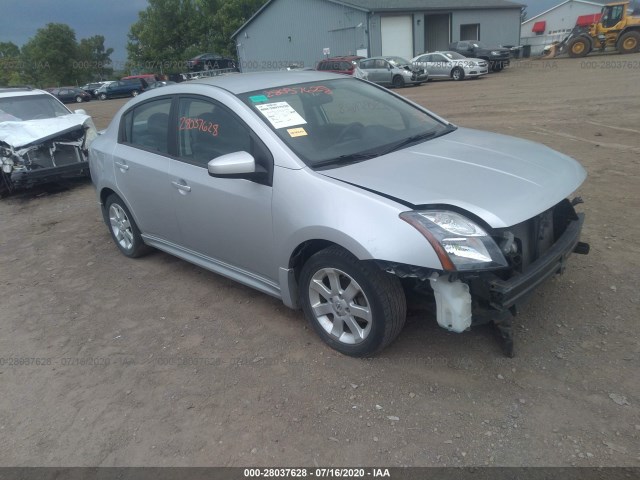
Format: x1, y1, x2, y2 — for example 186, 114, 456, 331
89, 71, 588, 357
412, 51, 488, 81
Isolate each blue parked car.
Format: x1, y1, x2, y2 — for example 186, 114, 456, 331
97, 79, 148, 100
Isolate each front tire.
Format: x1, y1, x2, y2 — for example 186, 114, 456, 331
618, 31, 640, 54
299, 246, 406, 357
131, 90, 139, 97
75, 96, 83, 103
392, 75, 405, 88
452, 67, 465, 81
105, 194, 151, 258
99, 93, 107, 100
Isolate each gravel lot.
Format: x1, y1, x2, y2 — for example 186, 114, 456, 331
1, 55, 639, 467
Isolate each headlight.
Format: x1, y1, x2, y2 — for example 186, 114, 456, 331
491, 51, 502, 56
400, 210, 508, 271
1, 157, 14, 173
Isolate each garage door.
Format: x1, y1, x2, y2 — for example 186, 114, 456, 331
381, 16, 413, 60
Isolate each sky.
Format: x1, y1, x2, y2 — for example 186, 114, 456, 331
0, 0, 148, 64
0, 0, 568, 64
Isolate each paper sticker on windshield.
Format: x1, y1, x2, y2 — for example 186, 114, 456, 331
249, 94, 269, 103
255, 102, 307, 129
287, 127, 307, 138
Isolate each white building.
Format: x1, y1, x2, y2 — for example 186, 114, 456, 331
521, 0, 607, 55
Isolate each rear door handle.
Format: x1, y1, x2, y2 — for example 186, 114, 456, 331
171, 180, 192, 193
115, 161, 129, 171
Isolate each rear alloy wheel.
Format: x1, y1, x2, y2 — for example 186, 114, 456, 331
392, 75, 405, 88
567, 37, 591, 57
105, 194, 151, 258
618, 31, 640, 54
75, 95, 83, 103
452, 67, 465, 81
299, 246, 406, 357
131, 90, 139, 97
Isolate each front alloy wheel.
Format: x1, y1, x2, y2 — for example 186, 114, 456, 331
308, 268, 373, 345
300, 246, 406, 356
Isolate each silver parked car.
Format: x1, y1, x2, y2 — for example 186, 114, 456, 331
358, 56, 428, 87
411, 51, 488, 81
89, 71, 588, 357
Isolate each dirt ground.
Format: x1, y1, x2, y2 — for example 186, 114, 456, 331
1, 54, 639, 467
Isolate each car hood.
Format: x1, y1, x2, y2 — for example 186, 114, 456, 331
318, 127, 586, 228
0, 114, 97, 150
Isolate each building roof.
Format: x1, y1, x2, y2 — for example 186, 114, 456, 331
233, 0, 524, 38
341, 0, 524, 10
522, 0, 607, 25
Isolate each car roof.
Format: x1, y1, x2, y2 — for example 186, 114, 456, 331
190, 71, 347, 95
321, 56, 363, 61
0, 87, 53, 99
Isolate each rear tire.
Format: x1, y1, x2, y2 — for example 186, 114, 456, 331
618, 31, 640, 54
99, 93, 107, 100
75, 96, 83, 103
131, 90, 139, 97
105, 194, 151, 258
567, 36, 591, 57
392, 75, 405, 88
299, 245, 406, 357
452, 67, 465, 81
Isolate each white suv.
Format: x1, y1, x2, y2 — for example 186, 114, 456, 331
0, 87, 97, 196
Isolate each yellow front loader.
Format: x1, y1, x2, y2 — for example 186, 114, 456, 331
543, 1, 640, 58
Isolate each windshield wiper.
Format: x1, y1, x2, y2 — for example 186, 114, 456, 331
313, 126, 456, 169
314, 152, 381, 169
380, 131, 440, 155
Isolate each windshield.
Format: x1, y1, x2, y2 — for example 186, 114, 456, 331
386, 57, 411, 66
240, 78, 453, 168
0, 94, 70, 121
443, 51, 466, 60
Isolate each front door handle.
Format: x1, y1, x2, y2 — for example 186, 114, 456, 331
115, 161, 129, 171
171, 180, 192, 193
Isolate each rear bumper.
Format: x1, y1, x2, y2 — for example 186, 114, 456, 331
485, 213, 586, 310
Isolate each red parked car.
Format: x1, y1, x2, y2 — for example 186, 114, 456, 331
316, 56, 364, 75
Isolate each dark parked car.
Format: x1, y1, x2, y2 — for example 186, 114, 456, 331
97, 79, 148, 100
49, 87, 92, 103
186, 53, 238, 72
146, 80, 176, 90
448, 41, 511, 72
316, 56, 364, 75
80, 82, 105, 98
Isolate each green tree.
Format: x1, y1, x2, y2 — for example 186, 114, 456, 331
127, 0, 207, 73
21, 23, 78, 86
197, 0, 267, 57
127, 0, 267, 73
77, 35, 114, 81
0, 42, 23, 86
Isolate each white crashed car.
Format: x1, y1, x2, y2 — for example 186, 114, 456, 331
0, 87, 97, 196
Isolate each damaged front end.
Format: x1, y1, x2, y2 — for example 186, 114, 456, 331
0, 115, 97, 196
382, 198, 589, 356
